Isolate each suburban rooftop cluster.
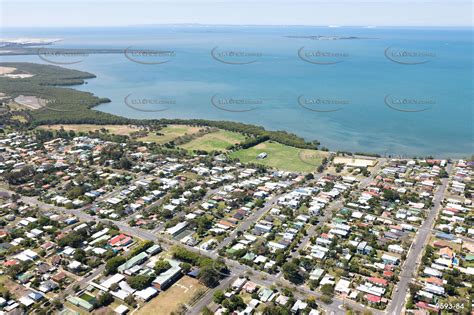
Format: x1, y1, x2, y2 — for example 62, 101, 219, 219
0, 129, 471, 315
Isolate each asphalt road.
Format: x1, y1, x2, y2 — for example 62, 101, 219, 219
60, 265, 106, 299
187, 276, 236, 315
359, 159, 385, 190
214, 193, 282, 251
0, 167, 390, 315
386, 163, 452, 315
6, 189, 377, 314
290, 199, 344, 259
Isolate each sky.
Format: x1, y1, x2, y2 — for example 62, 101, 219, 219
1, 0, 472, 28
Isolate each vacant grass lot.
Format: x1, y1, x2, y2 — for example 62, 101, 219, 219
39, 124, 206, 146
180, 130, 247, 152
139, 125, 203, 144
0, 275, 29, 299
137, 276, 206, 315
38, 124, 140, 136
230, 141, 327, 173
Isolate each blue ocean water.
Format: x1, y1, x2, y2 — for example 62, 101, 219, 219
1, 26, 473, 157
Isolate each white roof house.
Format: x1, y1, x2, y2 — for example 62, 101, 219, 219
101, 274, 125, 289
114, 304, 129, 314
335, 279, 351, 294
19, 296, 34, 307
134, 287, 158, 301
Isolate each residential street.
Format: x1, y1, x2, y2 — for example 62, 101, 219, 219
0, 160, 446, 315
0, 186, 383, 315
214, 193, 282, 251
387, 163, 453, 315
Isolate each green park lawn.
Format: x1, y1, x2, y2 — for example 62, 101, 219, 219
230, 141, 327, 173
138, 125, 203, 144
180, 130, 247, 152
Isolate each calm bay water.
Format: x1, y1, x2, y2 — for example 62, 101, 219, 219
1, 26, 473, 157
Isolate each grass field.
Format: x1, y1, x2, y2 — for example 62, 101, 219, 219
230, 141, 327, 173
138, 125, 203, 144
180, 130, 247, 152
38, 124, 204, 145
10, 115, 28, 123
137, 276, 206, 315
0, 275, 8, 296
38, 124, 140, 136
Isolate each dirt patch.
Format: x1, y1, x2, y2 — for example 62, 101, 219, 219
137, 276, 207, 315
93, 306, 114, 315
4, 73, 34, 79
333, 156, 376, 168
0, 66, 16, 75
3, 278, 29, 298
0, 66, 34, 79
14, 95, 47, 110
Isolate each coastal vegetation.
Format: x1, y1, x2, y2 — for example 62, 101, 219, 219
0, 62, 126, 124
0, 62, 319, 150
0, 62, 329, 173
37, 124, 140, 135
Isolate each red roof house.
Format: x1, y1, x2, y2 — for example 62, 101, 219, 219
108, 234, 133, 247
367, 277, 388, 287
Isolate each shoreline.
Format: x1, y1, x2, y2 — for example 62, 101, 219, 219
0, 61, 470, 159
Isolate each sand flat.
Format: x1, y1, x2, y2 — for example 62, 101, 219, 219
0, 66, 16, 75
14, 95, 46, 110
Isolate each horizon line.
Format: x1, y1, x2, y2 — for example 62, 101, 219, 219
2, 23, 473, 29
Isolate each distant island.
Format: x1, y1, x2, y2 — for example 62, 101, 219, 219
0, 37, 62, 47
0, 38, 126, 56
0, 47, 128, 56
0, 39, 173, 57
